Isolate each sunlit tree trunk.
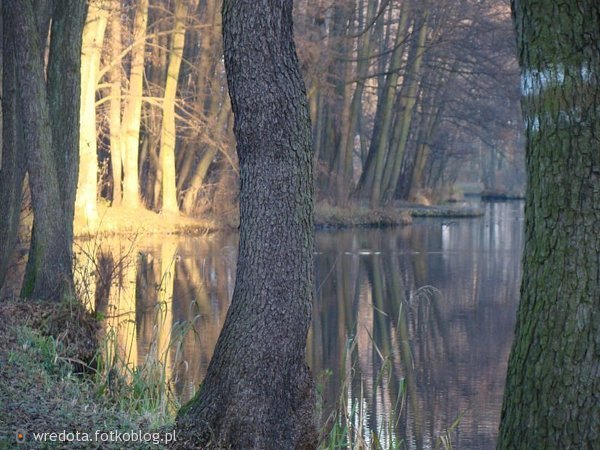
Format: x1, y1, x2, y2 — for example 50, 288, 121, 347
159, 0, 191, 213
77, 0, 109, 228
175, 0, 317, 447
121, 0, 148, 209
108, 0, 123, 206
498, 0, 600, 447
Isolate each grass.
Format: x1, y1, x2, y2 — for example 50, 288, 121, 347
318, 285, 463, 450
0, 297, 461, 449
0, 301, 173, 449
316, 204, 413, 230
318, 338, 407, 450
1, 237, 463, 449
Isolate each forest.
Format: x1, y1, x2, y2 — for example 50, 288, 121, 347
0, 0, 598, 449
6, 0, 523, 233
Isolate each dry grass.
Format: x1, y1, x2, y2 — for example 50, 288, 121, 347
74, 204, 223, 238
315, 204, 413, 230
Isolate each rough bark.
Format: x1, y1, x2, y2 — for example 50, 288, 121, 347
8, 0, 84, 301
174, 0, 317, 448
0, 11, 27, 291
498, 0, 600, 447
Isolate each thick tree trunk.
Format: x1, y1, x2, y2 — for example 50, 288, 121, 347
8, 0, 85, 301
0, 14, 27, 291
47, 0, 86, 241
174, 1, 317, 448
498, 0, 600, 447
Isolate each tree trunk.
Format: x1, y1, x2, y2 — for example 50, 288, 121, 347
381, 9, 428, 203
121, 0, 148, 209
0, 12, 27, 291
108, 0, 123, 206
174, 0, 317, 448
77, 0, 109, 227
8, 0, 85, 301
335, 0, 378, 204
369, 10, 409, 207
498, 0, 600, 447
159, 0, 189, 213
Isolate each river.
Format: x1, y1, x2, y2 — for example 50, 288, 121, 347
75, 200, 524, 449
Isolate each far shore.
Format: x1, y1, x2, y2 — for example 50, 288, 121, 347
72, 201, 485, 238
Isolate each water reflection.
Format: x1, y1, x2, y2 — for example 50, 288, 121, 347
75, 201, 523, 449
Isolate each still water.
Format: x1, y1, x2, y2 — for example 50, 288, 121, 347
76, 201, 524, 449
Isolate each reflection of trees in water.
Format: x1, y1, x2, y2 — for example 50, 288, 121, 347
74, 204, 521, 448
76, 235, 237, 401
97, 238, 139, 375
313, 209, 521, 449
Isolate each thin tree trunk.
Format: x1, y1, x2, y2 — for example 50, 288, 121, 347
108, 0, 123, 205
77, 0, 109, 227
180, 103, 230, 215
335, 0, 378, 204
121, 0, 148, 209
160, 0, 191, 213
0, 14, 27, 291
175, 0, 317, 447
381, 9, 428, 203
366, 5, 409, 207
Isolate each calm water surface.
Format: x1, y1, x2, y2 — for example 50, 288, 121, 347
76, 201, 524, 449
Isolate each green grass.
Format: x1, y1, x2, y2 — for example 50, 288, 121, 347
318, 338, 407, 450
0, 319, 171, 449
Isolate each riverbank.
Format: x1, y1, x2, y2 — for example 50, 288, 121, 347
0, 298, 404, 449
73, 201, 483, 237
0, 299, 173, 449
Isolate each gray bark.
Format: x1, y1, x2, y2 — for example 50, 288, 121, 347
498, 0, 600, 447
7, 0, 85, 301
0, 12, 27, 291
174, 1, 317, 448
